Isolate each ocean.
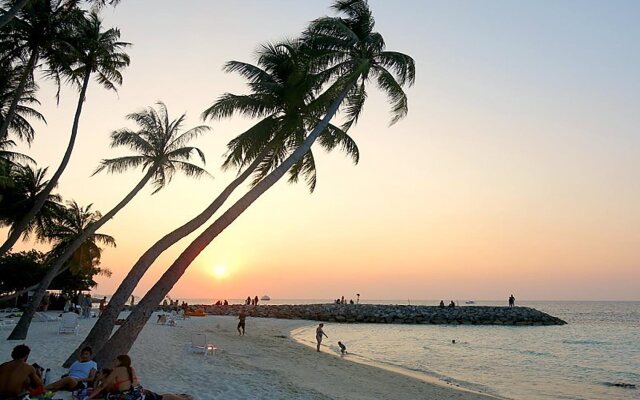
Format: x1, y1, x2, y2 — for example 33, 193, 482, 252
284, 301, 640, 400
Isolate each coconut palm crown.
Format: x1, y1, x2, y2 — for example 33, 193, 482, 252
203, 39, 359, 192
94, 102, 210, 193
304, 0, 415, 130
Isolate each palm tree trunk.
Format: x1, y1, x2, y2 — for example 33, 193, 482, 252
7, 167, 155, 340
93, 89, 350, 366
0, 0, 29, 30
5, 72, 92, 340
0, 71, 90, 258
0, 49, 38, 140
62, 149, 269, 366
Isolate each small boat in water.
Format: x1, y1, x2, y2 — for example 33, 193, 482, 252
465, 300, 476, 304
260, 295, 271, 301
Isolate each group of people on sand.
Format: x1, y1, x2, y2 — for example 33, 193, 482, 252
0, 345, 191, 400
244, 296, 259, 306
315, 323, 348, 355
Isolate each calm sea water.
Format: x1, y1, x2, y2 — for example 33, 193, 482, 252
284, 301, 640, 400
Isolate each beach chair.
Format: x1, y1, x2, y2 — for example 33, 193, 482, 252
58, 312, 79, 335
34, 312, 60, 323
188, 333, 217, 356
0, 319, 16, 330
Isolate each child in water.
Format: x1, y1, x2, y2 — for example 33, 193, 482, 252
338, 341, 347, 355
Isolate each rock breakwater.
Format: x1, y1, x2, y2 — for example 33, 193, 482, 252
199, 304, 567, 326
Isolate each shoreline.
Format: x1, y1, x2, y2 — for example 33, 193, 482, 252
289, 325, 506, 399
1, 312, 499, 399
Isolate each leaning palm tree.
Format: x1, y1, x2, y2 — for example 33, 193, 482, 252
0, 60, 46, 143
0, 11, 130, 257
93, 0, 414, 365
64, 39, 360, 365
7, 102, 208, 340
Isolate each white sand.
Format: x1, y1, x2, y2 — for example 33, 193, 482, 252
1, 313, 499, 400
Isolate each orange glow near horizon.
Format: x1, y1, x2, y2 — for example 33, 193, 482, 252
2, 1, 639, 302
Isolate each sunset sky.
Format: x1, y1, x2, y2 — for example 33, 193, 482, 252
5, 0, 640, 301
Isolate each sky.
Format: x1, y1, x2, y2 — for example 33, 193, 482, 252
5, 0, 640, 301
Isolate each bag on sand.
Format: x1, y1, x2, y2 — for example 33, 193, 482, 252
105, 385, 145, 400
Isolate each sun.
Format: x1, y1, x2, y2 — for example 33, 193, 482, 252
211, 265, 228, 279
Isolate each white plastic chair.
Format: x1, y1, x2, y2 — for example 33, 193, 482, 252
188, 333, 216, 356
58, 312, 79, 335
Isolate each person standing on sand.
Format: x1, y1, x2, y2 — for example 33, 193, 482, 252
237, 309, 247, 336
99, 297, 107, 316
316, 323, 328, 352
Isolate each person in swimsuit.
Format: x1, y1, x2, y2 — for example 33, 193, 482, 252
88, 355, 190, 400
316, 323, 328, 352
338, 341, 347, 355
237, 310, 246, 336
45, 346, 96, 392
0, 345, 43, 399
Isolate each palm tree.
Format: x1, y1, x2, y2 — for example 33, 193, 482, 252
0, 0, 78, 141
0, 138, 36, 204
7, 102, 208, 340
0, 0, 120, 30
0, 60, 46, 143
64, 40, 360, 365
93, 0, 414, 365
0, 11, 130, 257
0, 164, 63, 241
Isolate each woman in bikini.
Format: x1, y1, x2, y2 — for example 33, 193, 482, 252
88, 355, 191, 400
316, 323, 328, 352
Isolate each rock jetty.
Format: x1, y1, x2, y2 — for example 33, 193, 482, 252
199, 304, 567, 326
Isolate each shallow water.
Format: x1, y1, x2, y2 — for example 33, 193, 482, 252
290, 301, 640, 400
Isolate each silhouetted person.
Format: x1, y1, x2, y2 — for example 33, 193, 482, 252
338, 341, 347, 355
509, 294, 515, 307
448, 301, 455, 308
439, 300, 445, 308
341, 296, 345, 304
237, 310, 246, 335
254, 296, 259, 306
316, 323, 328, 352
223, 300, 228, 305
246, 296, 251, 306
356, 294, 360, 304
349, 299, 354, 304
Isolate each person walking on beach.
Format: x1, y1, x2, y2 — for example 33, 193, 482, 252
237, 309, 247, 336
316, 323, 328, 352
509, 294, 515, 307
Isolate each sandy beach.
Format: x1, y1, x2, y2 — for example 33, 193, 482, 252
0, 312, 499, 400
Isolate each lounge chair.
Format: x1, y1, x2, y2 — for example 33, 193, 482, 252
187, 333, 216, 356
58, 312, 79, 335
0, 319, 16, 330
34, 312, 60, 323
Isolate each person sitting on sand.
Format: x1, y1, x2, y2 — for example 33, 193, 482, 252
338, 341, 347, 355
316, 323, 328, 352
0, 345, 44, 399
45, 346, 97, 392
88, 355, 191, 400
237, 309, 247, 336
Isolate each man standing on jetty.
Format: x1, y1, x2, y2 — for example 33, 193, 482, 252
509, 294, 516, 307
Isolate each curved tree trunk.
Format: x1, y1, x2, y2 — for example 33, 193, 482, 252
5, 71, 92, 340
0, 49, 38, 140
0, 71, 91, 258
0, 0, 29, 30
62, 149, 269, 366
7, 166, 155, 340
93, 89, 349, 366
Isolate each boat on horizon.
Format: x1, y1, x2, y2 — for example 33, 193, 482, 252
260, 295, 271, 301
465, 300, 476, 304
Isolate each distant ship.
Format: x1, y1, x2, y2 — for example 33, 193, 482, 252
260, 295, 271, 301
465, 301, 476, 304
